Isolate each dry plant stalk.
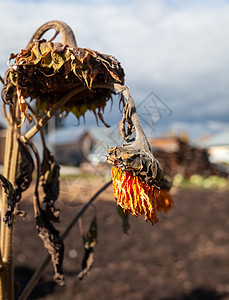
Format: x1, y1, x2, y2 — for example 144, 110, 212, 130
0, 20, 173, 300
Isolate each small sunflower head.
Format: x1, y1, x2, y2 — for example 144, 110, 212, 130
107, 145, 165, 188
107, 146, 173, 225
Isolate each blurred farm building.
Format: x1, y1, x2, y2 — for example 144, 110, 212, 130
201, 129, 229, 165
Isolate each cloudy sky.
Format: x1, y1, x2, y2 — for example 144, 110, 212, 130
0, 0, 229, 140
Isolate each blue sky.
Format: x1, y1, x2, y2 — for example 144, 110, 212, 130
0, 0, 229, 140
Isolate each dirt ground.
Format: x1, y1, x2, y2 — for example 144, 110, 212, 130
13, 176, 229, 300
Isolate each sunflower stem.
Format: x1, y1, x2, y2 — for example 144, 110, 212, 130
0, 98, 20, 300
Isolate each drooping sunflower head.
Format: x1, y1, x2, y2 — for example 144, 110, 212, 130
107, 145, 173, 225
1, 40, 125, 126
107, 145, 169, 189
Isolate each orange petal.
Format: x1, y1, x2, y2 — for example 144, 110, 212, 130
112, 167, 159, 225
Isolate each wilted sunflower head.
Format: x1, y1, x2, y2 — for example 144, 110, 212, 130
107, 145, 173, 225
1, 21, 125, 126
107, 145, 171, 190
105, 85, 173, 225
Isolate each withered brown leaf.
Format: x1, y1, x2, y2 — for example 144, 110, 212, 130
36, 209, 64, 286
0, 175, 17, 228
40, 147, 60, 222
2, 140, 34, 226
77, 216, 97, 280
15, 140, 34, 202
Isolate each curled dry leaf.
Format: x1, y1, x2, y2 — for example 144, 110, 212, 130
16, 86, 32, 127
0, 175, 17, 228
40, 147, 60, 222
0, 140, 33, 227
34, 145, 64, 285
15, 140, 34, 202
1, 21, 125, 126
36, 209, 65, 286
77, 216, 97, 280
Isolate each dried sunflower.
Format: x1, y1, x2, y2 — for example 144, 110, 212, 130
106, 86, 173, 225
1, 20, 124, 126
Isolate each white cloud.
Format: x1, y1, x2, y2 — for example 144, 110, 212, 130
0, 0, 229, 137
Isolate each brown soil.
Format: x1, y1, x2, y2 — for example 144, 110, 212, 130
13, 177, 229, 300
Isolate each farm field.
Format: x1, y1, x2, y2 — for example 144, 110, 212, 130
14, 177, 229, 300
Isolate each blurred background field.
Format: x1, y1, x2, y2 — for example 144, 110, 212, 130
14, 175, 229, 300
